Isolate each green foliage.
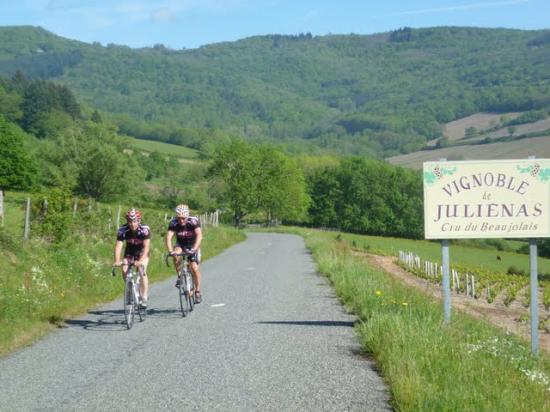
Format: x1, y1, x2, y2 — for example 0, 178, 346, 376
0, 116, 37, 190
1, 26, 548, 157
20, 78, 81, 137
255, 146, 310, 223
37, 121, 145, 201
539, 239, 550, 259
31, 188, 73, 242
208, 139, 265, 225
464, 126, 477, 139
307, 158, 423, 238
208, 139, 309, 225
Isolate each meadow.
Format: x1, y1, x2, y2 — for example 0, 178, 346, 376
129, 137, 199, 159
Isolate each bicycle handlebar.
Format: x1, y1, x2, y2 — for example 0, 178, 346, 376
111, 262, 144, 276
164, 250, 194, 267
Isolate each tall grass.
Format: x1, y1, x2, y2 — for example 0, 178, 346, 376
298, 229, 550, 410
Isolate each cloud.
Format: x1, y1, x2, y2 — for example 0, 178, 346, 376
298, 9, 321, 22
394, 0, 529, 16
151, 7, 177, 23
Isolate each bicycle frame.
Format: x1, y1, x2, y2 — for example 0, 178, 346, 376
112, 262, 146, 329
165, 252, 194, 317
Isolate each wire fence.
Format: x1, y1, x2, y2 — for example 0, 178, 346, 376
0, 192, 219, 240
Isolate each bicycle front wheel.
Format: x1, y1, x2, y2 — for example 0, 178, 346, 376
178, 275, 189, 317
124, 280, 135, 329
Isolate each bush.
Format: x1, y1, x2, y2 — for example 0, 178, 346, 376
507, 265, 525, 276
31, 188, 73, 242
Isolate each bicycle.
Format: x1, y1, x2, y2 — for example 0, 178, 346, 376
112, 262, 146, 329
165, 251, 195, 317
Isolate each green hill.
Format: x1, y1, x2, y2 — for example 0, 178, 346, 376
1, 25, 549, 157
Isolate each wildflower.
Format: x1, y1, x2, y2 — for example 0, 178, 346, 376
402, 302, 409, 306
375, 290, 382, 296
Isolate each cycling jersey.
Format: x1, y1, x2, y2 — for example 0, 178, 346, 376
117, 223, 151, 257
167, 216, 201, 249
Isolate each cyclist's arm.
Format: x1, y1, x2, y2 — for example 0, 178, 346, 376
114, 240, 124, 265
165, 230, 175, 253
192, 227, 202, 251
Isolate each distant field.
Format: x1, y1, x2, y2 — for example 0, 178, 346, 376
130, 138, 199, 159
467, 117, 550, 142
387, 135, 550, 170
433, 112, 521, 144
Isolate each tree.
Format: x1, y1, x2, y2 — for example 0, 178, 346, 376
208, 139, 309, 226
306, 157, 423, 238
0, 116, 37, 190
41, 121, 144, 200
256, 146, 309, 224
208, 139, 261, 226
307, 166, 339, 228
464, 127, 477, 139
436, 136, 449, 148
91, 110, 102, 123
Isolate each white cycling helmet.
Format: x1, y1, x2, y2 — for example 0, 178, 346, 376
175, 204, 190, 218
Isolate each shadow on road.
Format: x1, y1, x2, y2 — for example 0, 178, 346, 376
64, 310, 125, 331
65, 307, 185, 331
257, 320, 354, 327
145, 308, 182, 318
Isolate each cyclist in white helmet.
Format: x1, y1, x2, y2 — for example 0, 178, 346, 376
165, 204, 203, 303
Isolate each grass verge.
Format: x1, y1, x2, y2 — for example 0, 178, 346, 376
274, 227, 550, 410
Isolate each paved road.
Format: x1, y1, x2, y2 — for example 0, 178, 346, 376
0, 233, 390, 411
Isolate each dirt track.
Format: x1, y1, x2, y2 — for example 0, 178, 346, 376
361, 252, 550, 353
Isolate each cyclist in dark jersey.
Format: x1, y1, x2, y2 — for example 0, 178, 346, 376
165, 204, 203, 303
114, 208, 151, 308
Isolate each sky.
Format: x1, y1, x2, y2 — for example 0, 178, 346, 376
1, 0, 549, 50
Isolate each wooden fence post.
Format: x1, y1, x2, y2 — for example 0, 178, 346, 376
23, 198, 31, 240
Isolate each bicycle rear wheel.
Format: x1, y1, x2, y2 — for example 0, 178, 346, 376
124, 280, 135, 329
178, 274, 189, 317
136, 286, 146, 322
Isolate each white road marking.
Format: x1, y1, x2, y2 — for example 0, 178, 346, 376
211, 303, 226, 307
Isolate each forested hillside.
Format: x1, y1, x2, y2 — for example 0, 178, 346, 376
0, 26, 549, 157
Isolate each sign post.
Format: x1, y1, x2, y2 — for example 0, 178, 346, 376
442, 239, 451, 323
530, 239, 539, 355
423, 158, 550, 353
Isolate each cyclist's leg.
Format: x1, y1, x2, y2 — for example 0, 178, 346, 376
172, 246, 183, 286
172, 246, 183, 272
190, 261, 201, 292
139, 255, 149, 301
121, 257, 131, 281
